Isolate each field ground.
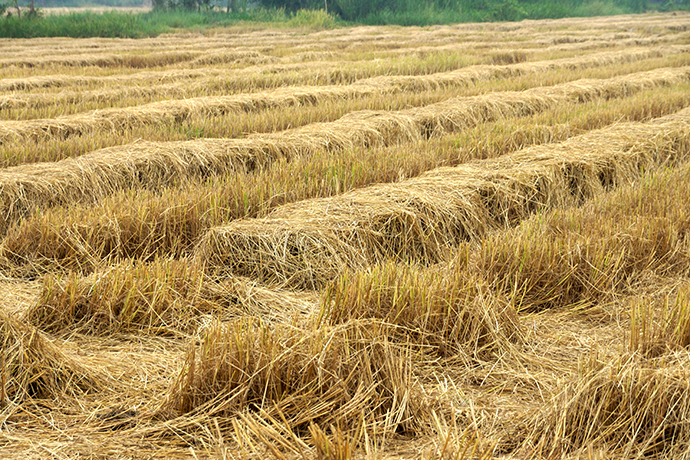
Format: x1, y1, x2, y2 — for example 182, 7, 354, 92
1, 12, 690, 459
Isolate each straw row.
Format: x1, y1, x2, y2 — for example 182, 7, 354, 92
0, 46, 682, 143
0, 68, 212, 93
358, 46, 683, 93
0, 83, 393, 142
7, 83, 689, 277
195, 107, 690, 289
2, 66, 688, 236
0, 50, 200, 70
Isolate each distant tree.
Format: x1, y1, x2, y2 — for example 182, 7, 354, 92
27, 0, 37, 17
259, 0, 323, 12
226, 0, 247, 13
152, 0, 216, 11
329, 0, 395, 20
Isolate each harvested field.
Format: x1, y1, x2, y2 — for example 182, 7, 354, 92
3, 12, 690, 459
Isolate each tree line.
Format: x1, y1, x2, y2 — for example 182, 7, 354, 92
154, 0, 684, 22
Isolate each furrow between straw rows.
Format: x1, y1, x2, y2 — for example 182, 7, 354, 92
0, 46, 681, 143
195, 107, 690, 289
0, 66, 688, 236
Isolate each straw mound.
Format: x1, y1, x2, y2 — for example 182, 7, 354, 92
166, 318, 428, 436
196, 109, 690, 289
530, 355, 690, 457
0, 187, 210, 275
0, 50, 197, 69
409, 65, 690, 137
0, 137, 294, 235
2, 66, 688, 237
0, 84, 194, 112
26, 258, 315, 335
0, 311, 103, 403
26, 259, 218, 334
323, 263, 522, 358
0, 68, 210, 92
195, 165, 571, 288
192, 50, 276, 66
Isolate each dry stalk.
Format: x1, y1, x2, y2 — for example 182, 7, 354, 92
527, 354, 690, 457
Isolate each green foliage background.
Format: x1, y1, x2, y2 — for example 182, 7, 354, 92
0, 0, 687, 38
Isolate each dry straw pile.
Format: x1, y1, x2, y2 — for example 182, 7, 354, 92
165, 318, 430, 440
0, 311, 105, 404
